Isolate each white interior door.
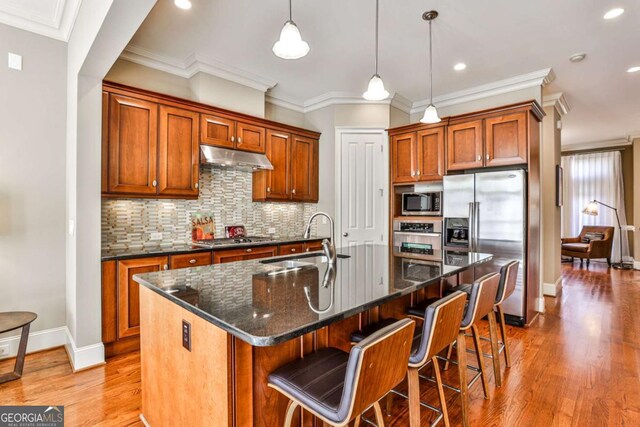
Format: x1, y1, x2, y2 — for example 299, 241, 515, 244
338, 130, 387, 248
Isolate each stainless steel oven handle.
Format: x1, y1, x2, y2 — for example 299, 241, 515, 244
393, 232, 441, 237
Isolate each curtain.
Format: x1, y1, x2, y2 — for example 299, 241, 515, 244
561, 151, 629, 262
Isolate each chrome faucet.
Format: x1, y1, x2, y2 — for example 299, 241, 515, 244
303, 212, 336, 264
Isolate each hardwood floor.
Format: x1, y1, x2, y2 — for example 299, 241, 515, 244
1, 262, 638, 426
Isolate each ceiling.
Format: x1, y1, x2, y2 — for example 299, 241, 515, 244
3, 0, 638, 146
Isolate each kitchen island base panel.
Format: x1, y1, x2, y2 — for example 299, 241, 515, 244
139, 286, 231, 427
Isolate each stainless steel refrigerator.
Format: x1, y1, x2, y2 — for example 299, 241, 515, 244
443, 169, 527, 325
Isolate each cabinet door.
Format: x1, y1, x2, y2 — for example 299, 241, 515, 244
117, 256, 168, 339
101, 91, 109, 194
157, 105, 200, 197
107, 94, 158, 194
200, 113, 235, 148
213, 246, 278, 264
416, 127, 445, 181
236, 121, 266, 153
485, 112, 528, 167
447, 120, 483, 171
391, 132, 416, 183
291, 135, 319, 202
264, 130, 291, 200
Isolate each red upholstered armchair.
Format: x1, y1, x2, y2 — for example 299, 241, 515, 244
561, 226, 615, 267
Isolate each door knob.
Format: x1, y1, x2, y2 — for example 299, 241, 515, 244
343, 232, 349, 237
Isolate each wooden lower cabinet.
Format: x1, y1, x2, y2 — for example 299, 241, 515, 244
277, 243, 304, 255
213, 245, 278, 264
303, 240, 324, 252
169, 252, 212, 269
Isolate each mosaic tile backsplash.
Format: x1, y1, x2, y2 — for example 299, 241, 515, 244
102, 166, 317, 252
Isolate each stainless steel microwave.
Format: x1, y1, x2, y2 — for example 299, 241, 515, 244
402, 192, 442, 216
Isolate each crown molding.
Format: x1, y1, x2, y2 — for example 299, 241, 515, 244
543, 92, 570, 116
121, 45, 278, 92
266, 91, 403, 114
561, 137, 633, 152
389, 93, 413, 114
264, 93, 306, 113
410, 68, 555, 114
0, 0, 80, 42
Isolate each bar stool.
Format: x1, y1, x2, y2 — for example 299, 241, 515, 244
268, 318, 415, 427
349, 292, 468, 427
0, 312, 37, 384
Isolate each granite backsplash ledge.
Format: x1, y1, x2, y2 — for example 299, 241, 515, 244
102, 166, 317, 252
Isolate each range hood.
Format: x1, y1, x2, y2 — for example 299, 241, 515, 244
200, 145, 273, 171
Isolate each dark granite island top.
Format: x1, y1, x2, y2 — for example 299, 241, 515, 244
134, 244, 492, 347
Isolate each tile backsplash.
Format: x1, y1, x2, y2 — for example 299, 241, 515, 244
102, 166, 317, 252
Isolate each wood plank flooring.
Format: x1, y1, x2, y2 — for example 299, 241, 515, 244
1, 262, 638, 426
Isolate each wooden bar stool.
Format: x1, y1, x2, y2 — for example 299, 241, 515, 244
0, 312, 37, 384
349, 292, 468, 427
268, 318, 415, 427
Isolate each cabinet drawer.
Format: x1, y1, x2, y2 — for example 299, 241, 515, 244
278, 243, 304, 255
170, 252, 212, 269
213, 245, 278, 264
303, 240, 324, 253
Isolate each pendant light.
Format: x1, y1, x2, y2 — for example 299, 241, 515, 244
420, 10, 441, 124
273, 0, 310, 60
363, 0, 389, 100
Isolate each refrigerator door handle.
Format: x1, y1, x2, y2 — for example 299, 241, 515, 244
468, 202, 475, 251
474, 202, 480, 251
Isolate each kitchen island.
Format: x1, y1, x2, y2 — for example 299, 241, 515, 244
134, 245, 492, 427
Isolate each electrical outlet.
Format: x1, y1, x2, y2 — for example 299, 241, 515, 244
8, 53, 22, 71
268, 228, 276, 234
182, 320, 191, 351
150, 232, 163, 241
0, 344, 10, 357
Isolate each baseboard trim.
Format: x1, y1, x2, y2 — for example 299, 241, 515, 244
543, 276, 563, 297
536, 297, 545, 313
634, 259, 640, 270
64, 328, 105, 372
0, 326, 67, 359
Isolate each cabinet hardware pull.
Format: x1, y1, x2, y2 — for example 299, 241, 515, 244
292, 189, 296, 195
477, 155, 481, 161
267, 187, 271, 192
238, 137, 242, 143
486, 154, 490, 160
231, 136, 235, 142
163, 264, 169, 270
189, 259, 197, 264
152, 180, 157, 187
246, 248, 252, 253
416, 170, 420, 176
291, 248, 296, 252
306, 248, 310, 252
411, 171, 415, 177
195, 182, 199, 189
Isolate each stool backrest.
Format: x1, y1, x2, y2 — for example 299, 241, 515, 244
461, 272, 500, 329
409, 291, 467, 368
495, 260, 520, 305
338, 318, 415, 424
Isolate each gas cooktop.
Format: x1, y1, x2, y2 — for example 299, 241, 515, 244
192, 236, 275, 248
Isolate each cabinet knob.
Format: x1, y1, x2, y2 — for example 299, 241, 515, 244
306, 248, 310, 252
152, 180, 157, 187
195, 182, 199, 189
291, 248, 296, 252
267, 187, 271, 193
246, 248, 252, 253
477, 155, 481, 161
238, 137, 242, 143
416, 170, 420, 176
189, 259, 197, 264
292, 189, 296, 195
411, 171, 415, 177
163, 264, 169, 270
231, 136, 235, 142
486, 154, 490, 160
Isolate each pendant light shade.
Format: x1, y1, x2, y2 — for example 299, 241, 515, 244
420, 11, 441, 124
362, 0, 389, 100
273, 1, 309, 59
363, 74, 389, 100
421, 104, 441, 124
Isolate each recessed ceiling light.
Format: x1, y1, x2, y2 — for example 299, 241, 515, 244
603, 8, 624, 19
174, 0, 192, 10
627, 66, 640, 73
569, 53, 587, 63
454, 63, 467, 71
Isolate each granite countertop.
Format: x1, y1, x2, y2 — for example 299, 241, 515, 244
133, 245, 493, 347
101, 236, 330, 261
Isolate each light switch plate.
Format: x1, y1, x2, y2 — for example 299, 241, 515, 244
8, 53, 22, 70
268, 228, 276, 234
150, 232, 163, 241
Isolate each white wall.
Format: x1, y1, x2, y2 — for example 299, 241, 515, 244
264, 102, 305, 127
0, 24, 67, 337
106, 58, 192, 99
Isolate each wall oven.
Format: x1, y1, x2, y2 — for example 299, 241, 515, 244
393, 219, 442, 255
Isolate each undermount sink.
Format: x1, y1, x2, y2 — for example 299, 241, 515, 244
260, 253, 350, 267
265, 260, 314, 270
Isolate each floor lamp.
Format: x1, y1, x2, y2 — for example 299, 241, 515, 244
582, 200, 632, 270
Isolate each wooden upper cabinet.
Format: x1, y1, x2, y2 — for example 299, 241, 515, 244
101, 91, 109, 194
157, 106, 200, 197
200, 113, 235, 148
447, 120, 484, 171
117, 256, 168, 339
391, 132, 416, 183
416, 127, 445, 181
263, 130, 291, 200
107, 94, 158, 194
291, 135, 319, 202
484, 112, 528, 167
236, 121, 266, 153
